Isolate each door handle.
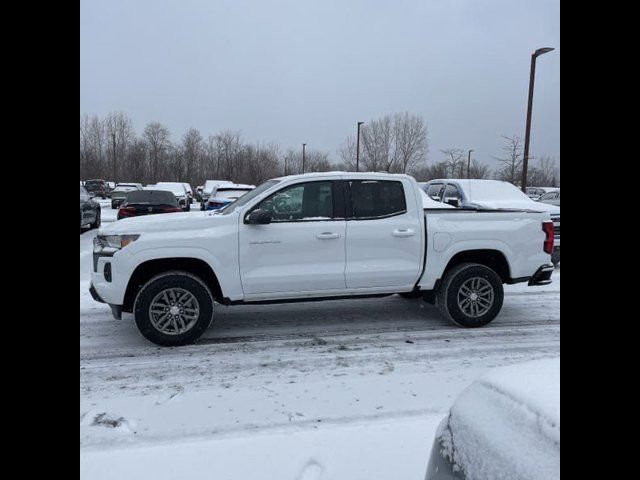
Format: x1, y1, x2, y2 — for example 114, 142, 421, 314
392, 228, 415, 237
316, 232, 341, 240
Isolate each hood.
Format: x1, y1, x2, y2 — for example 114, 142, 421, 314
99, 211, 231, 235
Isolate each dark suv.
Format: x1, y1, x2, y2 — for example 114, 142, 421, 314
84, 179, 108, 199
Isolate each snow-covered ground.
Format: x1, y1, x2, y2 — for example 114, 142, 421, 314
80, 202, 559, 480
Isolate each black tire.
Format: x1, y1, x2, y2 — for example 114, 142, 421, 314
133, 271, 214, 346
398, 291, 422, 299
90, 209, 101, 229
435, 263, 504, 328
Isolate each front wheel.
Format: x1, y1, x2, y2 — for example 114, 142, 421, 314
133, 272, 214, 346
435, 263, 504, 328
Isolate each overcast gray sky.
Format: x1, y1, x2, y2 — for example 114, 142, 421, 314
80, 0, 559, 167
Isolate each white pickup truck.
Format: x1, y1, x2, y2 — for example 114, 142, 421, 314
90, 172, 555, 346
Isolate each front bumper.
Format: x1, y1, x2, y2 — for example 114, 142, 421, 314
528, 263, 554, 286
91, 248, 134, 312
89, 283, 122, 320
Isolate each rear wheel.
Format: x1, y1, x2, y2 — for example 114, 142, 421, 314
435, 263, 504, 328
133, 272, 214, 346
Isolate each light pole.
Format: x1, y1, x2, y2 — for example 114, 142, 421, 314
521, 47, 554, 192
467, 149, 475, 179
356, 121, 364, 172
302, 143, 307, 173
112, 132, 116, 183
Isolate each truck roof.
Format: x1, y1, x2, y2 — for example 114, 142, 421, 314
273, 171, 415, 181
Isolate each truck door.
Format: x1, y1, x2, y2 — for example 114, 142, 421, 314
239, 180, 347, 295
344, 179, 423, 289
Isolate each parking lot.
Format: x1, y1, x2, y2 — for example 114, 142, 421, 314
80, 200, 559, 480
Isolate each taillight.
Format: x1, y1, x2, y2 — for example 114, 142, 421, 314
119, 206, 136, 217
542, 221, 554, 254
161, 206, 183, 213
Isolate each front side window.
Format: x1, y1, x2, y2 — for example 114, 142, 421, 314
427, 183, 444, 201
349, 180, 407, 219
256, 181, 334, 222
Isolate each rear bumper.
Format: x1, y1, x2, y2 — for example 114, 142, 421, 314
528, 263, 554, 286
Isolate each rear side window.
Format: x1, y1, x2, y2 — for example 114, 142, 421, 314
349, 180, 407, 219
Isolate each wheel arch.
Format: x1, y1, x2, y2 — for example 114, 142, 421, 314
123, 258, 223, 313
441, 249, 512, 284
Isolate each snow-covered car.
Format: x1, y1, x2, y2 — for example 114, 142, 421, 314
182, 183, 195, 204
538, 189, 560, 206
425, 357, 559, 480
110, 183, 143, 209
84, 179, 108, 199
525, 186, 559, 201
421, 180, 560, 266
199, 179, 230, 210
90, 172, 555, 346
151, 182, 191, 211
80, 186, 101, 231
204, 183, 255, 210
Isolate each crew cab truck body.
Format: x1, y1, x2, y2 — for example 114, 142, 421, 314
90, 172, 555, 346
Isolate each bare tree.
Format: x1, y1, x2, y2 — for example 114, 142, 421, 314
181, 128, 204, 185
493, 135, 523, 185
337, 135, 357, 171
440, 148, 466, 177
527, 155, 559, 187
392, 112, 428, 173
360, 115, 393, 172
104, 112, 135, 182
143, 122, 171, 182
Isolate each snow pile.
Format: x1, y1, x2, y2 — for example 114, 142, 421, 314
441, 358, 559, 480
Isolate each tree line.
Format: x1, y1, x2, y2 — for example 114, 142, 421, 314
80, 111, 559, 188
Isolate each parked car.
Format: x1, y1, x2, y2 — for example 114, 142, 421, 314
90, 172, 555, 346
421, 179, 560, 266
110, 183, 144, 209
199, 179, 229, 210
425, 357, 559, 480
203, 182, 255, 210
525, 186, 559, 201
116, 190, 184, 220
84, 179, 108, 199
538, 189, 560, 206
80, 186, 101, 231
152, 182, 191, 211
182, 183, 195, 204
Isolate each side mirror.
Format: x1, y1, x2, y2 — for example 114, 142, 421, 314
445, 198, 461, 207
245, 209, 272, 225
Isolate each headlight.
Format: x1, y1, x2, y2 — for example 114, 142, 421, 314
94, 234, 140, 254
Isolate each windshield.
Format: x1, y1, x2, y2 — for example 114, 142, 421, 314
220, 180, 280, 215
124, 190, 179, 206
